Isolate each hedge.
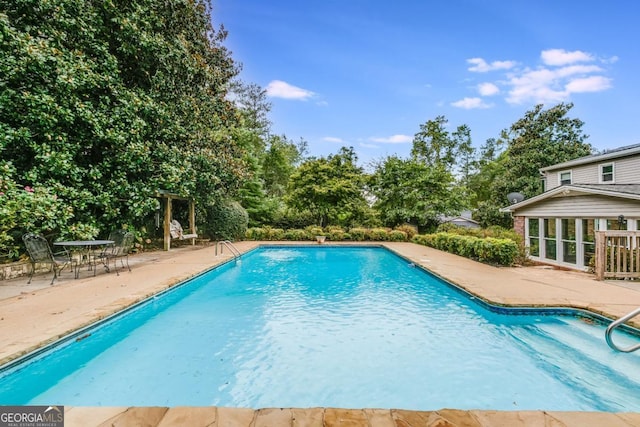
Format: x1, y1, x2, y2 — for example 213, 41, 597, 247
412, 232, 518, 266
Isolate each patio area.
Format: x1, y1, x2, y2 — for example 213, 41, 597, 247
1, 241, 640, 426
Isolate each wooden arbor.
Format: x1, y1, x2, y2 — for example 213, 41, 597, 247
156, 190, 196, 251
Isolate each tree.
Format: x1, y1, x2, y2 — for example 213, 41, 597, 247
369, 156, 466, 231
451, 124, 475, 188
410, 115, 456, 168
467, 138, 506, 206
263, 135, 307, 197
491, 103, 593, 201
0, 0, 245, 256
286, 147, 367, 227
229, 80, 271, 137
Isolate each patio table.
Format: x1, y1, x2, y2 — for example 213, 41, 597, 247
54, 240, 115, 278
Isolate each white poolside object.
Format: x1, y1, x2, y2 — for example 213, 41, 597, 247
170, 220, 197, 240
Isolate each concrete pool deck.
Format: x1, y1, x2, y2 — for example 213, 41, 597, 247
1, 241, 640, 426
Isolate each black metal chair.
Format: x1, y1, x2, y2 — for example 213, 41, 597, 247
22, 233, 77, 285
97, 230, 134, 275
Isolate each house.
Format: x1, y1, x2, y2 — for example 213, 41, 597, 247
501, 143, 640, 270
439, 210, 480, 229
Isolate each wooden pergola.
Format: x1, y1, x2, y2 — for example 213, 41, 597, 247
155, 190, 196, 251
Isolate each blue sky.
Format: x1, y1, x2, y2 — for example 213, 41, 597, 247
214, 1, 640, 165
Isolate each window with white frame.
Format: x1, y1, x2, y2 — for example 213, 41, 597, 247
600, 163, 614, 183
559, 170, 572, 185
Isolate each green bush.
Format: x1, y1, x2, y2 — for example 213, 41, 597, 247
245, 227, 260, 240
369, 228, 391, 241
305, 226, 324, 239
394, 224, 417, 239
325, 226, 347, 241
388, 230, 408, 242
412, 231, 519, 266
283, 229, 308, 240
204, 200, 248, 241
349, 227, 368, 241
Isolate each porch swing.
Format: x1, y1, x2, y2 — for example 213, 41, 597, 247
156, 189, 197, 251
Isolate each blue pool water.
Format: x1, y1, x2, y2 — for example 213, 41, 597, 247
1, 246, 639, 411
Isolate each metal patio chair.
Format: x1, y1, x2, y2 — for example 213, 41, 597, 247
22, 233, 77, 285
97, 230, 134, 275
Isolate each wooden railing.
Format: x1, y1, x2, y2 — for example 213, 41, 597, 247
595, 231, 640, 280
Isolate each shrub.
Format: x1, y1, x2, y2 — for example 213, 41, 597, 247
305, 226, 324, 239
245, 227, 263, 240
388, 230, 408, 242
412, 231, 518, 266
394, 224, 418, 239
325, 226, 347, 241
369, 228, 391, 241
349, 227, 368, 241
283, 229, 308, 240
204, 200, 248, 241
262, 226, 285, 240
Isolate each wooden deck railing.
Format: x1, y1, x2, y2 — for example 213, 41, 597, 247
595, 231, 640, 280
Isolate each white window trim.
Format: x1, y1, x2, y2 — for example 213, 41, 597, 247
599, 162, 615, 183
558, 170, 572, 185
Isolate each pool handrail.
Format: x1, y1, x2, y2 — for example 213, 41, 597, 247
215, 240, 241, 259
605, 306, 640, 352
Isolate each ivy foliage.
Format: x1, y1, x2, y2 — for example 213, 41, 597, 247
0, 0, 244, 258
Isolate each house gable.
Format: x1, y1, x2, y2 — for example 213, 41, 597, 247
540, 144, 640, 191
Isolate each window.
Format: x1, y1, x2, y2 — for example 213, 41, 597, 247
559, 171, 572, 185
528, 218, 540, 257
561, 219, 576, 264
582, 219, 595, 267
544, 218, 556, 260
600, 163, 614, 183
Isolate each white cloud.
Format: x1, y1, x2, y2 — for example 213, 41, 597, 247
323, 137, 344, 143
506, 64, 610, 104
463, 49, 614, 105
467, 57, 517, 72
565, 75, 612, 93
265, 80, 315, 100
451, 97, 492, 109
359, 142, 379, 149
555, 64, 603, 77
541, 49, 594, 66
478, 82, 500, 96
369, 134, 413, 144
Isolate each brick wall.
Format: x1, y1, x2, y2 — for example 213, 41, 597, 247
513, 216, 525, 240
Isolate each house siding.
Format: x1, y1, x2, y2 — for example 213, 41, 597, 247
616, 156, 640, 183
515, 195, 640, 217
546, 155, 640, 190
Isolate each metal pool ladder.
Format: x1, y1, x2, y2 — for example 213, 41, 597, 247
215, 240, 241, 259
605, 307, 640, 353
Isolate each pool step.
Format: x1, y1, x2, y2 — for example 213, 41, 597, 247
508, 319, 640, 411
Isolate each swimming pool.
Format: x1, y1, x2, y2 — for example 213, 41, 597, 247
1, 246, 639, 410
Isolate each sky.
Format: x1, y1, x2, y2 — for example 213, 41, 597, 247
213, 1, 640, 165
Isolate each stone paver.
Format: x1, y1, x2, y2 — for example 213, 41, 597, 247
3, 241, 640, 427
156, 406, 217, 427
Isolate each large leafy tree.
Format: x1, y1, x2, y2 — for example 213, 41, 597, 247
286, 147, 367, 227
410, 115, 456, 169
0, 0, 244, 252
491, 102, 593, 200
369, 156, 466, 230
